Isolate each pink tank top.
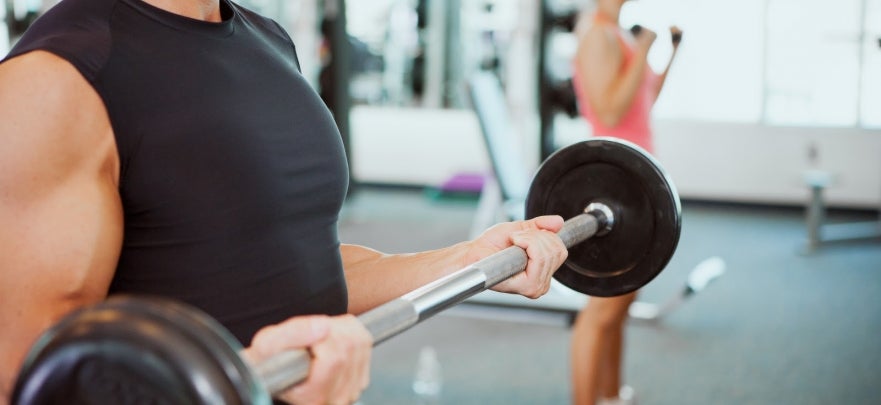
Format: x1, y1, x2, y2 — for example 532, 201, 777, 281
572, 15, 658, 153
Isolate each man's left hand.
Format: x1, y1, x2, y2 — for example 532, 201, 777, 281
464, 215, 568, 298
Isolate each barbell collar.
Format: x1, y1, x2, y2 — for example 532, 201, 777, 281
585, 202, 614, 237
254, 210, 601, 396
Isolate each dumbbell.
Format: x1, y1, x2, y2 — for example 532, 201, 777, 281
630, 25, 682, 46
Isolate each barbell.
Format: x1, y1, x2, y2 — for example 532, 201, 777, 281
12, 137, 681, 405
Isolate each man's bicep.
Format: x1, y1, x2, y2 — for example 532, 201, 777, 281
0, 51, 121, 299
0, 164, 122, 401
0, 51, 122, 396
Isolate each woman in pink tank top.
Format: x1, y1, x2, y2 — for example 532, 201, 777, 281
569, 1, 682, 404
571, 1, 681, 153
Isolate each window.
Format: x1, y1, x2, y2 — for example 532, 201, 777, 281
765, 0, 862, 127
862, 0, 881, 127
621, 0, 766, 123
621, 0, 879, 128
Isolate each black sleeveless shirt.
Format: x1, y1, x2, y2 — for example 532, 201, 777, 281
4, 0, 349, 345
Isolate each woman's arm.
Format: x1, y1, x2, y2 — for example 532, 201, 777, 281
575, 24, 656, 127
654, 26, 683, 100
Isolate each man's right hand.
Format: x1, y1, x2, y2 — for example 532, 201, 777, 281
241, 314, 373, 405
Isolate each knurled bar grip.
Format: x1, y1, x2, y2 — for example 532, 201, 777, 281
255, 211, 601, 395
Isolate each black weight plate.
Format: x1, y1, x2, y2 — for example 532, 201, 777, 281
12, 295, 271, 405
525, 138, 681, 297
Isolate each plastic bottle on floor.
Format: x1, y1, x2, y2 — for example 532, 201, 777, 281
412, 346, 443, 404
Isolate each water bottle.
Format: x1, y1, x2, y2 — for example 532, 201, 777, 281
412, 346, 442, 404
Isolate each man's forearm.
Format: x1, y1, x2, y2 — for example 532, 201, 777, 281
341, 242, 472, 314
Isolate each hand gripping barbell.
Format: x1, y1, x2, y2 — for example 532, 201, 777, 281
12, 138, 681, 405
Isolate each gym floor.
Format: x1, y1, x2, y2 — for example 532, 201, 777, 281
338, 186, 881, 405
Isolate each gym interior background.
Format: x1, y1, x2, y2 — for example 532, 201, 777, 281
4, 0, 880, 404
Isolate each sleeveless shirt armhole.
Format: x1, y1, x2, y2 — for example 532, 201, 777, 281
0, 43, 113, 124
3, 47, 102, 86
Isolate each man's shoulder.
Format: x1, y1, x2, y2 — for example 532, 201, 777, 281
3, 0, 116, 82
0, 50, 108, 129
0, 49, 115, 192
14, 0, 116, 45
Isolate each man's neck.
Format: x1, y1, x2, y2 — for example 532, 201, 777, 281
141, 0, 222, 22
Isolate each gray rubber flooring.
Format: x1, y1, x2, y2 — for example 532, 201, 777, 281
338, 187, 881, 405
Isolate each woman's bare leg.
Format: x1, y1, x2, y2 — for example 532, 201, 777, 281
571, 291, 638, 405
598, 291, 637, 399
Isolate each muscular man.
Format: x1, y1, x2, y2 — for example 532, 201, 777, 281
0, 1, 569, 404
